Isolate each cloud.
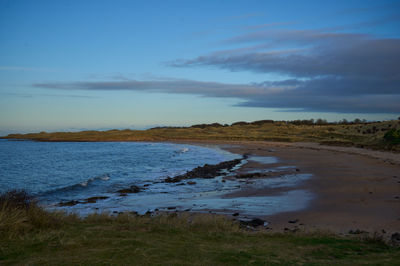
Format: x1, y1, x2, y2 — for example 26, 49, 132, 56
33, 75, 400, 114
32, 27, 400, 114
166, 28, 400, 113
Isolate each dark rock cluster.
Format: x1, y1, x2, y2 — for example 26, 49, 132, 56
164, 155, 247, 183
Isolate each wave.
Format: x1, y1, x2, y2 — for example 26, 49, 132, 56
37, 173, 110, 196
174, 147, 190, 154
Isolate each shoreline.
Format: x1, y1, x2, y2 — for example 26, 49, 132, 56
2, 138, 399, 237
195, 140, 400, 236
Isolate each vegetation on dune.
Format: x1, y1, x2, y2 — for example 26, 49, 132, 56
1, 191, 400, 264
2, 119, 400, 151
384, 128, 400, 145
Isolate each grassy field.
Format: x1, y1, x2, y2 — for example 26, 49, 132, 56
3, 119, 400, 151
1, 191, 400, 265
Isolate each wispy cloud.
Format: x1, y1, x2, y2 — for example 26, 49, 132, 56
33, 74, 400, 114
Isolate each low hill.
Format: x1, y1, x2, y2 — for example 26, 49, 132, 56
2, 119, 400, 151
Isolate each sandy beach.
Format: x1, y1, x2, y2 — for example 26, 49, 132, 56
183, 141, 400, 236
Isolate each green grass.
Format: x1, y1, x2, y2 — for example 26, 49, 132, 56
3, 119, 400, 151
1, 191, 399, 265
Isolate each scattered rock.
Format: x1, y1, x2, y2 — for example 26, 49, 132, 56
57, 196, 109, 206
116, 185, 141, 194
86, 196, 109, 203
288, 219, 299, 224
57, 200, 80, 207
167, 206, 176, 210
391, 233, 400, 245
348, 229, 368, 234
240, 218, 266, 228
232, 212, 239, 217
164, 155, 247, 183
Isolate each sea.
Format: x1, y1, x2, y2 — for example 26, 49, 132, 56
0, 140, 312, 217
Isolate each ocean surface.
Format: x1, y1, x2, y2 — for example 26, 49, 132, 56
0, 140, 312, 217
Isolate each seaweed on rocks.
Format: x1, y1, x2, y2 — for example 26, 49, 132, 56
164, 155, 248, 183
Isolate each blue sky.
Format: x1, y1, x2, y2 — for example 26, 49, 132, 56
1, 0, 399, 134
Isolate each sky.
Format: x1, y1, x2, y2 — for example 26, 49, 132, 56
0, 0, 399, 134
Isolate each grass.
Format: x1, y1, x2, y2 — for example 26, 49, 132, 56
3, 119, 400, 152
1, 191, 400, 265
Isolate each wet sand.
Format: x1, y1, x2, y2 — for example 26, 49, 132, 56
181, 141, 400, 235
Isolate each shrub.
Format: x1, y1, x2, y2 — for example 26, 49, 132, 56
0, 190, 65, 236
383, 129, 400, 144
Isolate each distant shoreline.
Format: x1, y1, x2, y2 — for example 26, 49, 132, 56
2, 119, 400, 152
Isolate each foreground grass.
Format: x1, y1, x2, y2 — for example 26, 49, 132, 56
1, 192, 399, 265
3, 119, 400, 151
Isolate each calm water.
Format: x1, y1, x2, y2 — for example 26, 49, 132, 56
0, 140, 312, 216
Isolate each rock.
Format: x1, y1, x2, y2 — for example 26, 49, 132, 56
295, 168, 300, 172
391, 233, 400, 245
288, 219, 299, 224
57, 200, 80, 207
240, 218, 265, 227
116, 185, 141, 194
85, 196, 109, 203
232, 212, 239, 216
164, 156, 245, 183
167, 206, 176, 210
348, 229, 367, 234
187, 181, 197, 185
